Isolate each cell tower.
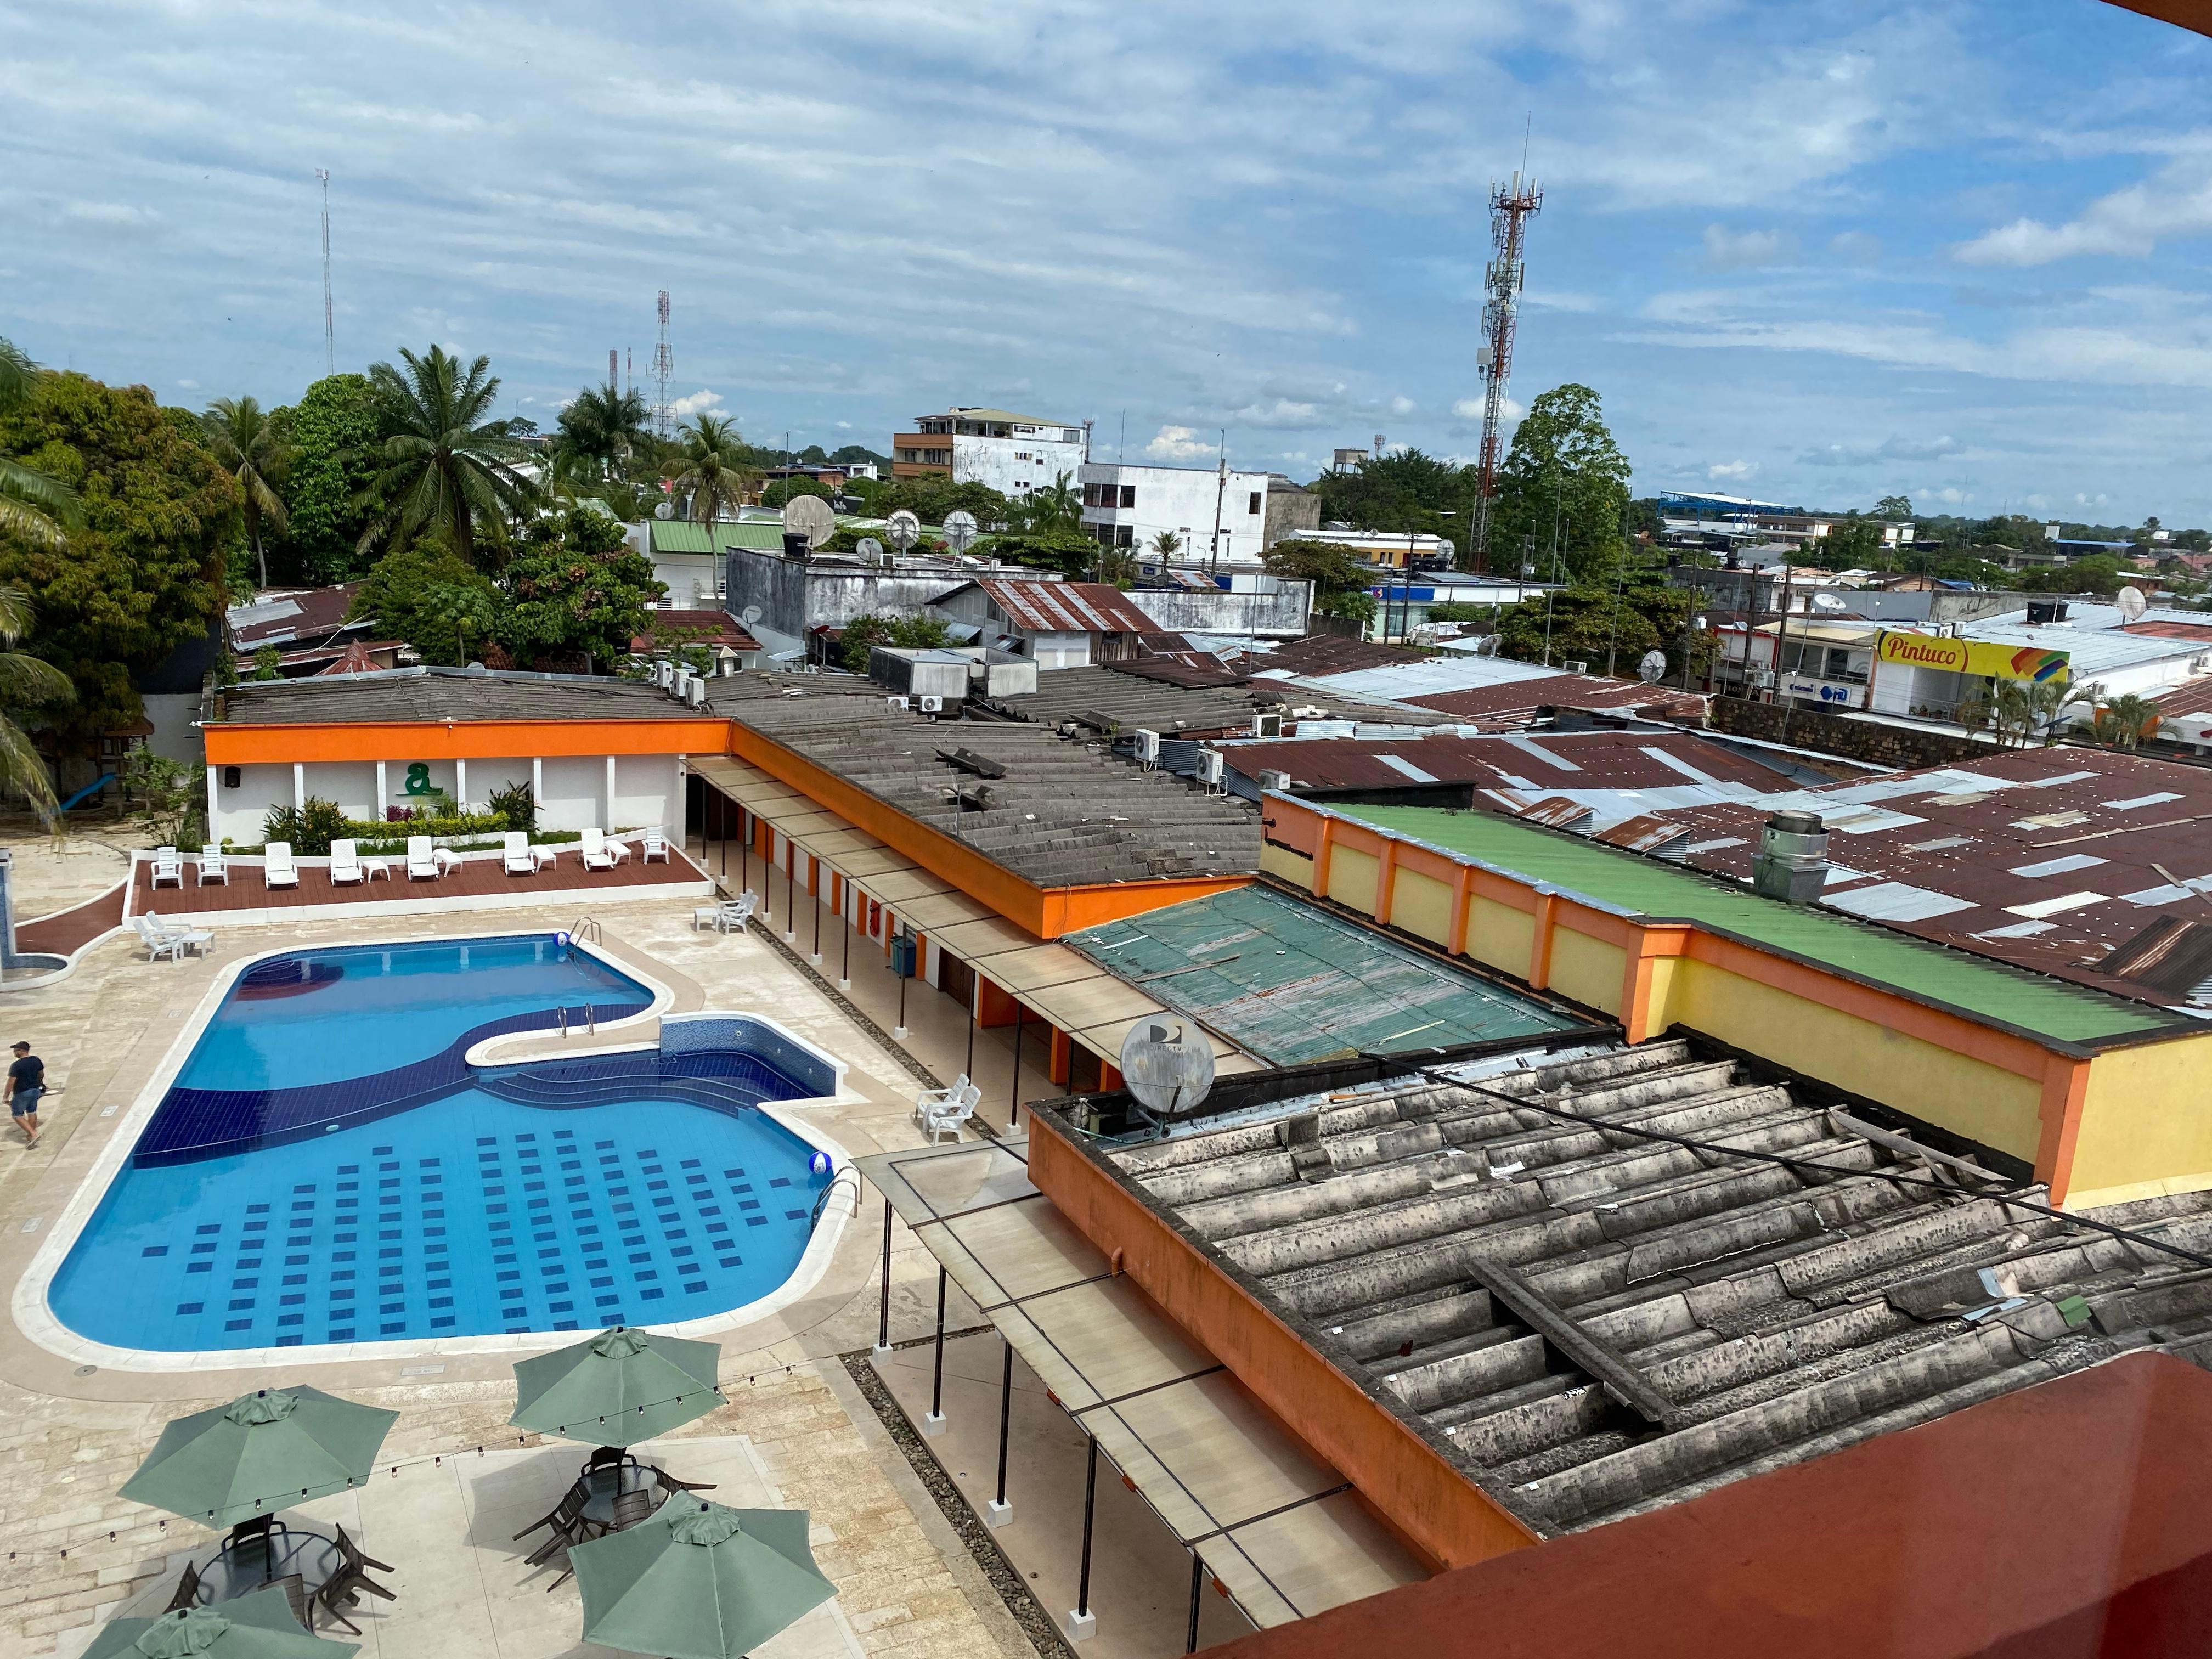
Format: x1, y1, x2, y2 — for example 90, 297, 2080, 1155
608, 348, 618, 386
314, 168, 334, 375
652, 291, 674, 439
1470, 170, 1542, 573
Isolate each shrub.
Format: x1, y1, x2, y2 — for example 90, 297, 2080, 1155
486, 780, 537, 834
262, 797, 351, 857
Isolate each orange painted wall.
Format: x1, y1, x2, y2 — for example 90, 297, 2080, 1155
1028, 1110, 1540, 1570
205, 718, 721, 765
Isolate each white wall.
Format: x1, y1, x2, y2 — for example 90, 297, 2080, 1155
648, 550, 723, 607
1079, 462, 1269, 563
211, 763, 296, 844
142, 695, 203, 766
611, 754, 681, 831
956, 431, 1087, 499
538, 755, 605, 833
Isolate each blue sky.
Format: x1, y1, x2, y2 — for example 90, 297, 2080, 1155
4, 0, 2210, 522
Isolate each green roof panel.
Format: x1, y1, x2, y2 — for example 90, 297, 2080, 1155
648, 520, 715, 555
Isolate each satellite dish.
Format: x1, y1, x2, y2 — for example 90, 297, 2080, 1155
1812, 591, 1847, 612
783, 493, 836, 548
2117, 585, 2148, 624
857, 537, 885, 566
943, 509, 980, 555
741, 606, 763, 627
1474, 634, 1502, 657
1118, 1017, 1215, 1116
1637, 650, 1668, 684
653, 500, 675, 520
1434, 539, 1454, 561
885, 510, 921, 552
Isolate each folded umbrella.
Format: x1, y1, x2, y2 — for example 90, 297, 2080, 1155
510, 1325, 723, 1447
81, 1585, 359, 1658
572, 1500, 837, 1659
120, 1389, 400, 1527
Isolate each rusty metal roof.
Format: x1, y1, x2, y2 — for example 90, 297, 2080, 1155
1226, 730, 1793, 800
1403, 675, 1703, 727
1249, 635, 1430, 678
973, 578, 1160, 635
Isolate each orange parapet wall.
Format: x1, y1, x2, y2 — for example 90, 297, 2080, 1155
205, 717, 725, 765
1026, 1108, 1542, 1571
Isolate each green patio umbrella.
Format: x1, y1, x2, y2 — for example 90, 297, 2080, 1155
81, 1585, 359, 1658
509, 1325, 724, 1447
120, 1388, 400, 1527
572, 1500, 837, 1659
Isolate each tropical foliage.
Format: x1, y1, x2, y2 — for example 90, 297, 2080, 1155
0, 585, 73, 828
1489, 581, 1703, 680
356, 346, 534, 564
553, 378, 651, 483
839, 612, 950, 673
349, 533, 503, 667
671, 414, 755, 522
1265, 538, 1375, 621
1487, 383, 1632, 583
201, 395, 293, 589
280, 373, 385, 584
501, 507, 665, 670
0, 337, 78, 551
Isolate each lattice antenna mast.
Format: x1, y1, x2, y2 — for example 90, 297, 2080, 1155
1470, 170, 1541, 573
314, 168, 334, 375
652, 290, 674, 439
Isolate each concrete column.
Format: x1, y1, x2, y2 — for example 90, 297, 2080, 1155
455, 757, 468, 809
605, 755, 618, 828
292, 762, 306, 812
375, 760, 388, 821
1447, 865, 1474, 957
206, 766, 220, 844
1374, 840, 1399, 928
1313, 814, 1337, 900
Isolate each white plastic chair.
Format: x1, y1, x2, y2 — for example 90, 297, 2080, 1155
405, 836, 458, 879
149, 847, 183, 888
196, 845, 229, 885
503, 831, 556, 875
641, 827, 670, 864
580, 828, 630, 871
263, 843, 300, 889
134, 912, 212, 962
329, 839, 366, 885
915, 1075, 979, 1142
692, 893, 757, 934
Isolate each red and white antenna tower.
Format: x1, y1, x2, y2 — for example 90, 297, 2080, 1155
1470, 169, 1541, 573
652, 291, 674, 439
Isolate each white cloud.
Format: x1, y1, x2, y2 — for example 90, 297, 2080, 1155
1224, 399, 1322, 429
1954, 148, 2212, 266
1701, 225, 1801, 270
1828, 230, 1882, 264
174, 377, 198, 390
665, 388, 725, 420
1390, 394, 1415, 415
1799, 433, 1962, 467
1147, 425, 1212, 461
1451, 394, 1521, 421
1707, 460, 1759, 481
64, 201, 156, 227
834, 420, 851, 430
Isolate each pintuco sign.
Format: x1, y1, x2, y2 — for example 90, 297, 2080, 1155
1876, 631, 2069, 684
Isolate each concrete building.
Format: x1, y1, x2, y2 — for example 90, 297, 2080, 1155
721, 541, 1046, 662
1118, 576, 1312, 642
930, 578, 1163, 669
1077, 460, 1276, 563
889, 407, 1087, 496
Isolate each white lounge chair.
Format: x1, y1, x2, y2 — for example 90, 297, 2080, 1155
691, 893, 757, 934
580, 828, 630, 871
915, 1075, 980, 1143
329, 839, 366, 885
503, 831, 556, 876
405, 836, 459, 880
134, 912, 213, 962
641, 827, 670, 864
197, 845, 229, 885
264, 843, 300, 889
149, 847, 183, 888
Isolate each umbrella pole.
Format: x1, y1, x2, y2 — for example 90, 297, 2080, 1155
923, 1267, 947, 1436
986, 1336, 1013, 1527
1069, 1435, 1099, 1641
874, 1200, 893, 1356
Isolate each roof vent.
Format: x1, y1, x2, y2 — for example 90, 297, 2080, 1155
1752, 810, 1828, 904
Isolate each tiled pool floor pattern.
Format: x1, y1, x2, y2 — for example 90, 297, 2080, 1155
58, 1092, 827, 1353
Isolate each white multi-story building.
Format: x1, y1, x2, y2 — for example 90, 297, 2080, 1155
890, 408, 1087, 499
1078, 461, 1277, 567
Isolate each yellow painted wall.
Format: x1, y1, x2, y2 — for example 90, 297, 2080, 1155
1327, 847, 1380, 916
1261, 843, 1316, 888
1641, 957, 1680, 1039
2067, 1032, 2212, 1208
1390, 868, 1454, 949
1657, 958, 2045, 1161
1467, 896, 1535, 981
1548, 929, 1627, 1017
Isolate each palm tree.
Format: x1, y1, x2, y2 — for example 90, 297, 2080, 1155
355, 346, 535, 565
0, 586, 73, 830
670, 414, 757, 522
1149, 529, 1182, 556
201, 396, 293, 589
0, 336, 78, 550
554, 379, 651, 484
1024, 470, 1081, 534
2094, 691, 2163, 751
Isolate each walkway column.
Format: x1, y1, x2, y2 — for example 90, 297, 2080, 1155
987, 1337, 1013, 1527
839, 876, 853, 990
1068, 1436, 1099, 1642
874, 1199, 893, 1356
965, 970, 978, 1079
455, 757, 468, 809
1186, 1554, 1204, 1654
923, 1266, 947, 1437
375, 760, 388, 820
811, 857, 823, 964
1008, 1003, 1025, 1127
605, 755, 617, 827
292, 762, 306, 812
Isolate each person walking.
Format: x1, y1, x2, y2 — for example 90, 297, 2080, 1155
5, 1041, 45, 1147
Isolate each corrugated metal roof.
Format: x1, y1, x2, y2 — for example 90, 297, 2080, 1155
228, 584, 364, 649
975, 578, 1160, 635
1292, 656, 1563, 703
1066, 885, 1587, 1065
648, 520, 716, 554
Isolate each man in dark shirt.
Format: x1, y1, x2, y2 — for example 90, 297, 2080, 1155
6, 1042, 44, 1146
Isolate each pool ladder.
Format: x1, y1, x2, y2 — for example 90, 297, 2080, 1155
569, 916, 604, 945
556, 1004, 600, 1039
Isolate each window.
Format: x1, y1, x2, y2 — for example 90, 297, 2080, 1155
1249, 492, 1262, 515
1119, 484, 1136, 509
1116, 524, 1133, 548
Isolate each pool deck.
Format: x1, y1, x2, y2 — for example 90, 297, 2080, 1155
0, 882, 1045, 1658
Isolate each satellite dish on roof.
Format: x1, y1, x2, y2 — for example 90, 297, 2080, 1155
2117, 585, 2148, 625
857, 537, 885, 566
1812, 591, 1847, 612
783, 494, 837, 548
1637, 650, 1668, 684
1434, 539, 1454, 561
1119, 1017, 1215, 1116
885, 510, 921, 552
741, 605, 763, 627
943, 509, 979, 555
1474, 634, 1502, 656
653, 500, 675, 520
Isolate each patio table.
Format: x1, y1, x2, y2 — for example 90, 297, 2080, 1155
196, 1523, 343, 1606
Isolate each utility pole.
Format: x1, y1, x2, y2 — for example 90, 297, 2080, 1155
314, 169, 335, 376
1209, 430, 1228, 578
1470, 157, 1543, 575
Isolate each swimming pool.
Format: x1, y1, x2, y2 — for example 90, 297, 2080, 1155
48, 936, 842, 1356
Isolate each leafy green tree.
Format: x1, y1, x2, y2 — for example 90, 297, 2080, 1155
357, 346, 535, 565
1871, 494, 1914, 522
251, 644, 281, 680
281, 373, 385, 585
839, 612, 950, 673
2091, 690, 2162, 751
1314, 448, 1474, 538
0, 372, 236, 742
350, 533, 506, 667
201, 395, 294, 589
1487, 384, 1630, 582
1489, 582, 1702, 679
500, 507, 665, 670
0, 338, 78, 551
553, 379, 651, 484
760, 475, 833, 509
874, 476, 1013, 527
1265, 538, 1374, 619
1019, 471, 1081, 534
0, 586, 72, 827
969, 527, 1101, 578
672, 414, 757, 522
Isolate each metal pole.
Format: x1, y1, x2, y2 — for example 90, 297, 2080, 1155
897, 944, 909, 1036
741, 811, 751, 902
1075, 1436, 1098, 1619
1186, 1553, 1204, 1654
841, 882, 851, 986
812, 860, 822, 961
966, 973, 978, 1078
1008, 1002, 1025, 1127
926, 1266, 948, 1429
876, 1198, 893, 1351
994, 1337, 1013, 1508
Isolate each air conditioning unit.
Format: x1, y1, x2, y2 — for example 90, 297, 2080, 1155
1256, 768, 1293, 793
1251, 712, 1283, 738
885, 695, 911, 712
686, 680, 707, 708
1197, 749, 1225, 791
1563, 659, 1590, 674
1132, 728, 1161, 768
654, 659, 674, 689
919, 695, 944, 713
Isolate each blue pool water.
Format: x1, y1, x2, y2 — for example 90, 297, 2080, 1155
50, 937, 834, 1353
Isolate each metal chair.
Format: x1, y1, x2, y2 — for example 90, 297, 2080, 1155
311, 1525, 395, 1635
163, 1560, 202, 1612
516, 1480, 600, 1571
652, 1465, 718, 1500
269, 1572, 312, 1631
